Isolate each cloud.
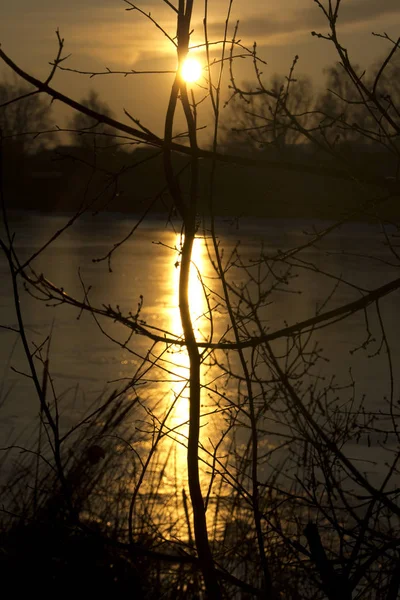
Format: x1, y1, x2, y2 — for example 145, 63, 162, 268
201, 0, 400, 47
334, 0, 400, 26
3, 0, 399, 78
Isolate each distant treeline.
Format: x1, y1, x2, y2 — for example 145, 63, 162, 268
2, 59, 400, 220
2, 142, 399, 221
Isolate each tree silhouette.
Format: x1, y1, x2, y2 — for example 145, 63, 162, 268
0, 77, 53, 155
223, 71, 314, 154
68, 89, 116, 148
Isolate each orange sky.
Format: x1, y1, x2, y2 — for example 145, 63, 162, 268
1, 0, 399, 140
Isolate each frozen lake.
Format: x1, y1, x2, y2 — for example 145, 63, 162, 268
1, 211, 399, 490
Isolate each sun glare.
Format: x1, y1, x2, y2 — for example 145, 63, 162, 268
181, 57, 202, 83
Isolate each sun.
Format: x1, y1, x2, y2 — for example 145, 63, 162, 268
180, 57, 202, 83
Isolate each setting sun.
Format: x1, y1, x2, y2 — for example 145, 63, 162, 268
180, 57, 202, 83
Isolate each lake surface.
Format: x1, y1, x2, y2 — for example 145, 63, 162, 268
1, 212, 399, 499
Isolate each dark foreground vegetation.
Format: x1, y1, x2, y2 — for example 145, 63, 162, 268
0, 397, 198, 598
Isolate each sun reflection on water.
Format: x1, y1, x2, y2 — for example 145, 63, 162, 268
130, 232, 232, 542
171, 234, 208, 340
163, 235, 209, 485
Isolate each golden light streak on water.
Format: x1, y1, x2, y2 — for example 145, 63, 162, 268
135, 233, 231, 541
171, 234, 208, 339
163, 235, 209, 488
